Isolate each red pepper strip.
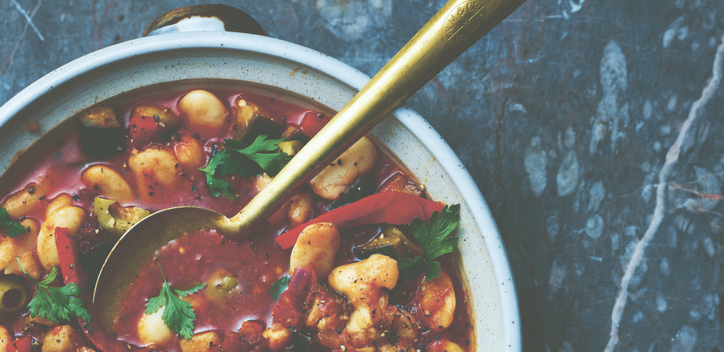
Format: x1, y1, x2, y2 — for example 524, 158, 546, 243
297, 111, 332, 137
55, 228, 150, 352
275, 192, 444, 249
5, 336, 31, 352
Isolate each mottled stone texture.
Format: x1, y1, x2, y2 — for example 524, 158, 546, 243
2, 0, 724, 351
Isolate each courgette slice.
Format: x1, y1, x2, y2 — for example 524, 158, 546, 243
354, 225, 423, 260
93, 197, 151, 236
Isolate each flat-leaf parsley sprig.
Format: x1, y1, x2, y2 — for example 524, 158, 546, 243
0, 208, 27, 238
199, 149, 236, 200
398, 204, 460, 282
17, 258, 92, 323
199, 135, 292, 200
145, 261, 205, 340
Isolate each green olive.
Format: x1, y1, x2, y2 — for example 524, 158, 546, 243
94, 197, 151, 236
204, 269, 238, 304
0, 275, 30, 322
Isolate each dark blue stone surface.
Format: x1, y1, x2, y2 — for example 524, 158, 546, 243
2, 0, 724, 351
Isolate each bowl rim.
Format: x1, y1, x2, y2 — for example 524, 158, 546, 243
0, 31, 521, 351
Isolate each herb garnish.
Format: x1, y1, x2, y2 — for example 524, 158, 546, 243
199, 149, 236, 200
145, 261, 205, 340
17, 258, 92, 323
199, 135, 292, 200
398, 204, 460, 282
268, 275, 290, 300
0, 208, 27, 238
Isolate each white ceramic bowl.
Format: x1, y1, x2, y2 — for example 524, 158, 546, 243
0, 30, 520, 351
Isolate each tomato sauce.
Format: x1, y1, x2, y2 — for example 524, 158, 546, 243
0, 88, 473, 351
115, 229, 288, 350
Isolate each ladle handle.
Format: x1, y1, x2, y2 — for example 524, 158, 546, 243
230, 0, 526, 235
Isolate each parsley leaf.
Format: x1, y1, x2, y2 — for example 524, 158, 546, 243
268, 276, 290, 300
17, 258, 92, 323
145, 261, 205, 340
199, 135, 292, 199
199, 150, 237, 200
399, 204, 460, 282
222, 135, 292, 177
0, 208, 27, 238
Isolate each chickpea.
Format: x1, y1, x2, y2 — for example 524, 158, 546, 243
179, 331, 221, 352
0, 183, 47, 220
45, 194, 73, 218
137, 307, 172, 346
289, 223, 340, 278
36, 206, 86, 270
328, 254, 399, 337
4, 219, 40, 279
288, 190, 313, 227
174, 133, 206, 169
0, 239, 16, 273
8, 252, 41, 281
81, 165, 134, 202
328, 254, 399, 303
262, 323, 292, 351
417, 270, 456, 330
128, 147, 182, 199
178, 90, 228, 136
42, 325, 86, 352
0, 324, 9, 351
310, 136, 378, 200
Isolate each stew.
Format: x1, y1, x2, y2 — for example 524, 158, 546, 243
0, 88, 473, 352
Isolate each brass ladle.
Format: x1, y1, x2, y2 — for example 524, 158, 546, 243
94, 0, 525, 335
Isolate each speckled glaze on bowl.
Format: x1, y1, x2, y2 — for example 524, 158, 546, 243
0, 31, 520, 351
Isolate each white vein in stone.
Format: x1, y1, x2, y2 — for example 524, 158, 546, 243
10, 0, 44, 41
603, 34, 724, 352
569, 0, 585, 13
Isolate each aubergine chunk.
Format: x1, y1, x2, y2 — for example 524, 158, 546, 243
131, 103, 180, 139
78, 240, 116, 283
233, 97, 285, 142
328, 175, 376, 210
77, 106, 126, 158
281, 125, 310, 144
354, 225, 422, 260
